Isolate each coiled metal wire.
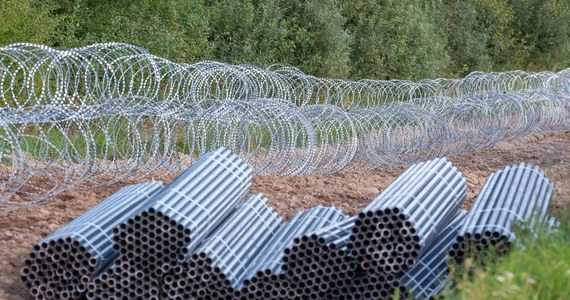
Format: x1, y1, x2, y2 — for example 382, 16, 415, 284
1, 42, 569, 208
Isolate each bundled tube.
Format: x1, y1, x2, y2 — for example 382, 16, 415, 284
241, 206, 346, 299
21, 181, 163, 300
283, 217, 358, 298
90, 147, 252, 299
18, 145, 561, 300
399, 210, 467, 300
337, 273, 403, 300
449, 163, 553, 263
348, 157, 467, 274
162, 193, 282, 300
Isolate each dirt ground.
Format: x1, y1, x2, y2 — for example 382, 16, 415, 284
0, 130, 569, 300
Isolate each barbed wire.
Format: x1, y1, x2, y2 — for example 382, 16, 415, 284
1, 43, 569, 209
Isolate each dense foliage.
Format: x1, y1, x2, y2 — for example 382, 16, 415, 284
2, 0, 569, 80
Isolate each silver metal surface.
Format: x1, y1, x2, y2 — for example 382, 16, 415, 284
399, 210, 467, 300
20, 148, 559, 300
349, 157, 467, 274
21, 181, 163, 300
161, 193, 282, 299
282, 217, 357, 298
450, 163, 553, 263
240, 205, 346, 299
87, 147, 252, 300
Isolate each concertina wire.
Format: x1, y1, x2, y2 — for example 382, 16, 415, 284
0, 43, 569, 208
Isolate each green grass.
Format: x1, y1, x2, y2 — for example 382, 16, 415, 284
437, 209, 570, 300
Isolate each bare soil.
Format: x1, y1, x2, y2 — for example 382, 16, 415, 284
1, 131, 569, 299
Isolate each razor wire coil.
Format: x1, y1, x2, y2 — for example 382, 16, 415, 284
0, 43, 569, 209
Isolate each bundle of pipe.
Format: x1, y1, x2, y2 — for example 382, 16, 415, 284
241, 275, 301, 300
449, 163, 553, 263
348, 157, 467, 274
161, 193, 282, 300
87, 147, 253, 299
86, 258, 161, 299
336, 273, 404, 300
282, 216, 358, 299
399, 210, 467, 300
240, 206, 347, 299
21, 181, 163, 300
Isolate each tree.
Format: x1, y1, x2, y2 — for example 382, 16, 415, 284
509, 0, 570, 71
428, 0, 490, 76
1, 0, 568, 79
0, 0, 61, 46
207, 0, 257, 64
280, 0, 353, 77
470, 0, 518, 70
80, 0, 212, 62
343, 0, 449, 80
205, 0, 298, 68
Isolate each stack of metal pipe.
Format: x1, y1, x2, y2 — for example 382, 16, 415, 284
449, 163, 553, 263
86, 258, 161, 299
312, 217, 410, 300
348, 157, 467, 274
283, 217, 357, 299
22, 152, 559, 300
87, 147, 253, 299
20, 181, 163, 300
161, 193, 282, 300
337, 273, 403, 300
240, 206, 347, 299
399, 210, 467, 300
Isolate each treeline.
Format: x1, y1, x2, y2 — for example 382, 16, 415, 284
2, 0, 570, 80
